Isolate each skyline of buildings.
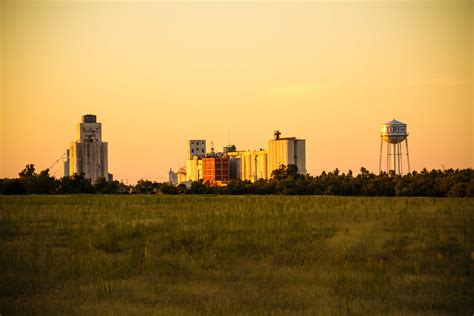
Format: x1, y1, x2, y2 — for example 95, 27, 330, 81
170, 130, 307, 187
59, 114, 307, 186
55, 115, 420, 185
20, 113, 466, 185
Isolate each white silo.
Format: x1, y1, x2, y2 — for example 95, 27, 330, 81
379, 119, 411, 175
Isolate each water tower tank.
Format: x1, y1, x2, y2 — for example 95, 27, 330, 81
381, 119, 407, 144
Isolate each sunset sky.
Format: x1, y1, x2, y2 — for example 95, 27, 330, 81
1, 0, 472, 183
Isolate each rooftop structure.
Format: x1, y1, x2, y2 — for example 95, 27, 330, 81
82, 114, 97, 123
187, 140, 206, 160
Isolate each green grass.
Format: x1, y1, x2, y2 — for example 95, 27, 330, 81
0, 195, 473, 314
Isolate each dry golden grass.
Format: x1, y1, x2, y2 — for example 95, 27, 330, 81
0, 195, 473, 314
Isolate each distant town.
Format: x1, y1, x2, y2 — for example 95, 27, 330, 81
64, 114, 307, 187
63, 114, 417, 188
1, 114, 472, 197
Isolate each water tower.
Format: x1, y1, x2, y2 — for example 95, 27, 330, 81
379, 119, 411, 175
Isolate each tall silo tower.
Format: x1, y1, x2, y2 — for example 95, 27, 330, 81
68, 114, 109, 183
379, 119, 411, 175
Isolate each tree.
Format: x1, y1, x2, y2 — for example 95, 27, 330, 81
16, 164, 58, 194
176, 184, 188, 194
189, 180, 211, 194
134, 179, 159, 194
3, 180, 27, 195
94, 177, 111, 194
58, 173, 94, 194
94, 177, 124, 194
19, 164, 36, 178
159, 183, 177, 194
271, 164, 301, 181
448, 182, 467, 197
30, 169, 58, 194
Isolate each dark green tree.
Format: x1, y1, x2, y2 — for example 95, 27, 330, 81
58, 173, 94, 194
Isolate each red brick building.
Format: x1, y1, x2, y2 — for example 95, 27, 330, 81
202, 157, 230, 186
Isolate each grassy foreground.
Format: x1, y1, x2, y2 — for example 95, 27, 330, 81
0, 195, 473, 315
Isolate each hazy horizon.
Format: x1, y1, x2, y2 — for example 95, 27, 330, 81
1, 1, 472, 183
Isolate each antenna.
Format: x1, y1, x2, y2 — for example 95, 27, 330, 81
228, 128, 230, 145
274, 130, 281, 140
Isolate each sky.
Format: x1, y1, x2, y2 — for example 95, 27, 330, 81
0, 0, 472, 184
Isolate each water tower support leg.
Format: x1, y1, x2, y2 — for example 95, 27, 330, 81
379, 137, 383, 174
386, 140, 390, 173
399, 142, 403, 175
396, 142, 400, 175
393, 143, 397, 175
405, 138, 411, 173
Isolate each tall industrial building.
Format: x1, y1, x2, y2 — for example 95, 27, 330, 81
241, 150, 268, 181
187, 140, 206, 160
65, 114, 110, 183
202, 155, 230, 185
63, 149, 70, 178
227, 149, 268, 182
177, 167, 187, 184
185, 139, 206, 182
227, 151, 243, 180
186, 156, 203, 182
267, 130, 306, 175
168, 168, 178, 186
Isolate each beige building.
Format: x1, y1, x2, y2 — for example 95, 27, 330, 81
187, 139, 206, 160
227, 151, 242, 180
184, 139, 206, 182
267, 130, 306, 175
186, 156, 203, 182
241, 150, 268, 181
227, 149, 268, 182
66, 114, 109, 183
177, 167, 187, 184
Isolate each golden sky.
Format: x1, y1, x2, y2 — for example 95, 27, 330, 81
1, 0, 472, 183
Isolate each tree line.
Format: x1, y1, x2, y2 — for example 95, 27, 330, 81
1, 164, 473, 197
0, 164, 129, 195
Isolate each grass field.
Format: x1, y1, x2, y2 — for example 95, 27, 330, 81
0, 195, 473, 314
